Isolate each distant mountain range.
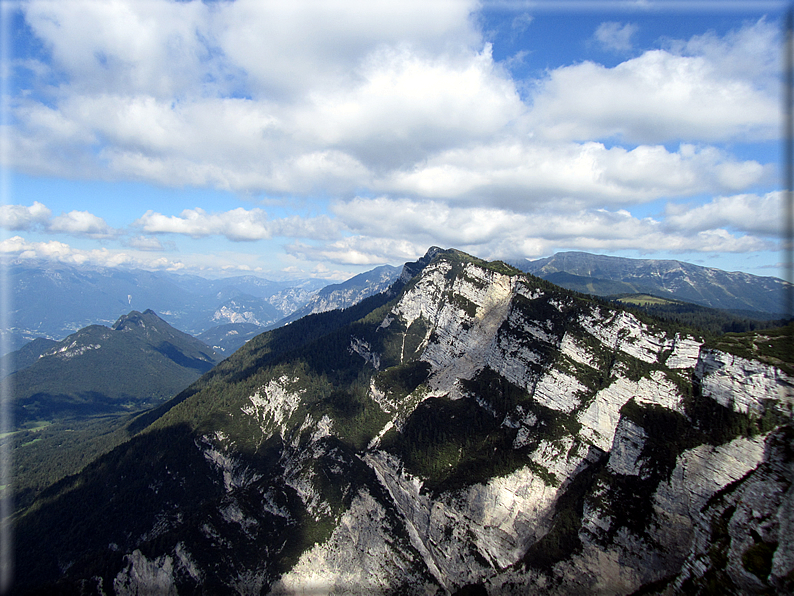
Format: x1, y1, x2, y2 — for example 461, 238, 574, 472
279, 264, 401, 325
9, 309, 220, 426
12, 248, 792, 595
3, 261, 404, 357
510, 251, 789, 316
3, 261, 328, 354
4, 252, 789, 359
6, 309, 222, 510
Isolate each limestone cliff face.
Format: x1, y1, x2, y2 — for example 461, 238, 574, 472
273, 253, 793, 595
13, 249, 794, 596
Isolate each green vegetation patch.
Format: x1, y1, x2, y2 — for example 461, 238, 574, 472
621, 400, 703, 482
380, 395, 518, 494
364, 314, 429, 369
617, 297, 787, 340
375, 360, 432, 400
382, 368, 580, 495
520, 456, 606, 570
686, 389, 784, 446
11, 413, 139, 512
615, 294, 681, 306
705, 323, 794, 376
313, 387, 391, 452
484, 260, 522, 276
403, 316, 430, 361
447, 291, 479, 318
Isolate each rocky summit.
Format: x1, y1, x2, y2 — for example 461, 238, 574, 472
12, 248, 794, 595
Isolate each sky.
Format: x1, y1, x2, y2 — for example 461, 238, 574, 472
0, 0, 790, 281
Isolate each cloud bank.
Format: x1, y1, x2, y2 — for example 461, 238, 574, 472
3, 1, 785, 274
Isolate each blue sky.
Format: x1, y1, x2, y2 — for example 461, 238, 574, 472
0, 0, 789, 280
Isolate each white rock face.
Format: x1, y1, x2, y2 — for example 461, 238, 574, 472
577, 377, 639, 452
532, 368, 589, 414
270, 490, 437, 596
114, 550, 178, 596
559, 332, 597, 369
654, 435, 767, 521
57, 254, 794, 596
668, 427, 794, 594
212, 306, 262, 325
651, 434, 768, 565
365, 451, 562, 591
274, 259, 791, 594
200, 433, 262, 493
696, 349, 790, 415
665, 334, 702, 369
577, 310, 664, 364
240, 376, 305, 439
349, 337, 381, 370
50, 340, 102, 359
607, 418, 648, 477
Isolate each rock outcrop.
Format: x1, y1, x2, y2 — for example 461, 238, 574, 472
12, 248, 793, 596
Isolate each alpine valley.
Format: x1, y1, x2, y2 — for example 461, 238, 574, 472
10, 248, 794, 595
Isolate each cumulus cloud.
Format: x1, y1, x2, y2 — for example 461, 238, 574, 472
48, 210, 115, 238
22, 0, 477, 100
135, 207, 271, 241
375, 142, 769, 207
528, 46, 780, 144
662, 192, 784, 237
0, 235, 297, 275
594, 22, 638, 52
4, 2, 784, 275
6, 2, 779, 204
0, 201, 51, 230
134, 207, 340, 241
323, 196, 778, 265
0, 236, 145, 268
666, 17, 779, 94
0, 202, 115, 238
125, 236, 172, 251
287, 237, 428, 267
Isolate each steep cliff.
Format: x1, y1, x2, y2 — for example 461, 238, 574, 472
12, 249, 793, 595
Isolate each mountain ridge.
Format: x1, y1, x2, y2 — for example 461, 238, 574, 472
10, 248, 794, 595
511, 251, 789, 315
10, 308, 220, 426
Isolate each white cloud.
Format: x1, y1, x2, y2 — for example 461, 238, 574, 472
8, 3, 778, 205
663, 191, 784, 237
0, 201, 51, 230
594, 22, 638, 52
511, 13, 534, 35
5, 2, 785, 276
529, 19, 780, 146
22, 0, 478, 100
375, 142, 769, 207
0, 236, 142, 268
22, 0, 215, 98
287, 237, 427, 266
133, 207, 340, 241
134, 207, 271, 241
295, 44, 523, 169
214, 0, 479, 100
666, 17, 779, 94
0, 202, 115, 238
48, 210, 115, 238
323, 196, 777, 266
0, 235, 301, 276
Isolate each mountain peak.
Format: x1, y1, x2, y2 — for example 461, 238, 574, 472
515, 251, 789, 314
111, 309, 164, 331
397, 246, 447, 285
12, 248, 793, 595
